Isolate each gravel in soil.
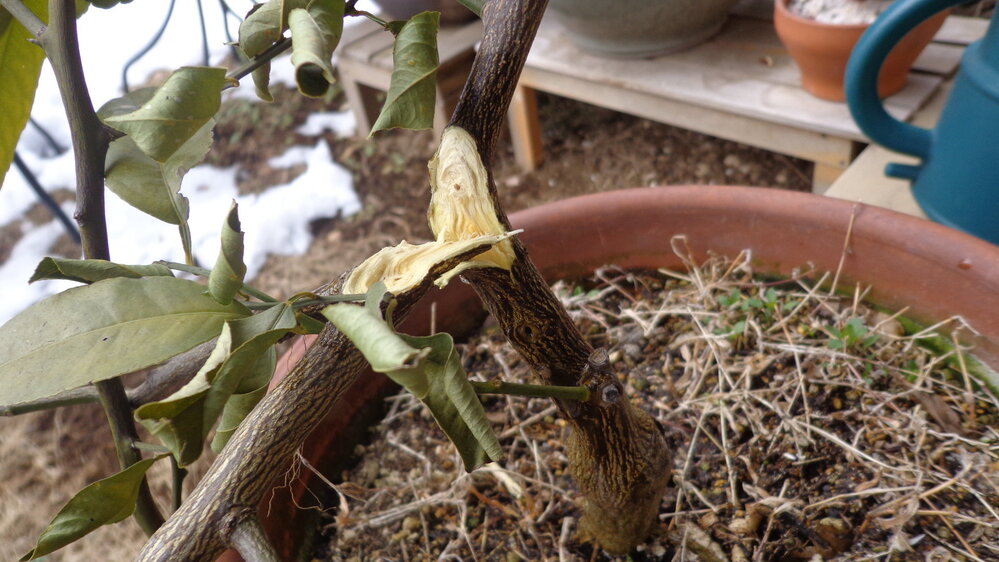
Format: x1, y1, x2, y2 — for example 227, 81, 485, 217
315, 249, 999, 561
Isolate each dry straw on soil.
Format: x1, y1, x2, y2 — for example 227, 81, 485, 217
319, 239, 999, 561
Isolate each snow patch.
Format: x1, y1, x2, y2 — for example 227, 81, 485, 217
297, 111, 358, 138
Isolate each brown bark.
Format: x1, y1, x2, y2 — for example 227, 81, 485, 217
135, 250, 489, 561
448, 0, 672, 552
139, 0, 669, 558
40, 0, 164, 536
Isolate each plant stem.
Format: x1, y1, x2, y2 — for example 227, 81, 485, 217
134, 442, 171, 454
159, 261, 279, 302
229, 517, 279, 562
472, 380, 590, 401
94, 380, 166, 535
0, 386, 96, 416
41, 0, 164, 536
290, 295, 366, 309
346, 7, 389, 28
170, 456, 187, 512
0, 0, 46, 37
225, 37, 291, 85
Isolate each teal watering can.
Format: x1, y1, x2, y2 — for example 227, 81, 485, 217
846, 0, 999, 245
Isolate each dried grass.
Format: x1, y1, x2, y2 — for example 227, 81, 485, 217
319, 238, 999, 560
0, 403, 214, 561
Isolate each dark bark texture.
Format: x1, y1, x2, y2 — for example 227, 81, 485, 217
450, 0, 672, 553
138, 0, 670, 558
135, 250, 488, 561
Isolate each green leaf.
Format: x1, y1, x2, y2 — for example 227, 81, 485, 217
324, 287, 501, 470
239, 1, 282, 58
102, 66, 226, 162
288, 0, 344, 97
239, 0, 307, 58
29, 257, 173, 284
370, 11, 439, 134
0, 277, 250, 408
0, 0, 47, 189
135, 304, 293, 465
103, 115, 212, 262
20, 454, 166, 560
208, 202, 246, 305
209, 347, 274, 452
251, 60, 274, 102
293, 310, 326, 334
281, 0, 309, 30
456, 0, 482, 17
86, 0, 132, 7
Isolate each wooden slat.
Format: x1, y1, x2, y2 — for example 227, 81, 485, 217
340, 18, 383, 48
912, 42, 965, 76
368, 19, 483, 70
508, 85, 544, 171
934, 15, 989, 45
522, 17, 941, 142
343, 25, 395, 64
438, 20, 484, 61
824, 82, 954, 215
517, 64, 858, 167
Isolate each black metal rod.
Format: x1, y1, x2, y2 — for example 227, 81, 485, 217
195, 0, 210, 66
121, 0, 176, 93
13, 152, 81, 245
29, 117, 66, 155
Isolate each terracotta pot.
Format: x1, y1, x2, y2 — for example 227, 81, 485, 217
223, 185, 999, 560
774, 0, 948, 101
547, 0, 740, 58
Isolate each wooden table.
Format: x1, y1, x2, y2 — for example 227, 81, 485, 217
508, 12, 983, 192
338, 18, 483, 139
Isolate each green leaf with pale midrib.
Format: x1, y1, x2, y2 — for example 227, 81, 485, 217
135, 303, 293, 465
370, 11, 440, 134
20, 454, 167, 560
208, 202, 247, 305
101, 91, 213, 261
0, 277, 250, 407
324, 285, 501, 470
102, 67, 226, 163
0, 0, 48, 190
30, 257, 173, 284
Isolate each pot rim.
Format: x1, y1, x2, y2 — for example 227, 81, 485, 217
775, 0, 872, 30
228, 185, 999, 561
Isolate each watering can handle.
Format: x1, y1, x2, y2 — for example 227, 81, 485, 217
845, 0, 963, 159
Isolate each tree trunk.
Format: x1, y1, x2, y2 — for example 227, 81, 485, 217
138, 0, 670, 558
444, 1, 672, 552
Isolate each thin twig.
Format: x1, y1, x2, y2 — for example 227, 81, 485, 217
0, 0, 45, 36
41, 0, 164, 535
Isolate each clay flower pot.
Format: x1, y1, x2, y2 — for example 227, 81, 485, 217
546, 0, 740, 58
226, 186, 999, 559
775, 0, 948, 101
